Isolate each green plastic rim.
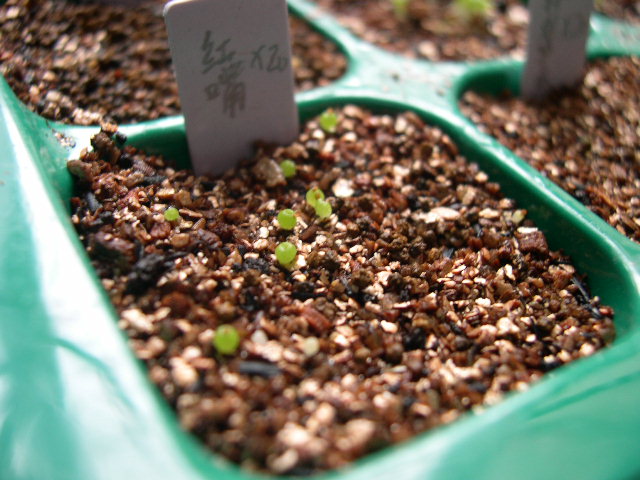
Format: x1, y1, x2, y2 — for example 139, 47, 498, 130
1, 2, 640, 479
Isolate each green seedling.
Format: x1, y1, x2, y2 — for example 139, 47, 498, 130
306, 187, 325, 208
279, 159, 296, 178
213, 325, 241, 355
391, 0, 410, 21
164, 206, 180, 222
275, 241, 297, 266
277, 209, 297, 230
319, 109, 339, 133
314, 199, 332, 219
453, 0, 493, 19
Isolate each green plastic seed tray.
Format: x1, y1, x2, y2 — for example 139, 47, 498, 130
1, 2, 640, 479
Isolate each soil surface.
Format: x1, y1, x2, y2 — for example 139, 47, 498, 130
460, 56, 640, 244
311, 0, 529, 61
309, 0, 638, 62
68, 106, 614, 475
0, 0, 347, 125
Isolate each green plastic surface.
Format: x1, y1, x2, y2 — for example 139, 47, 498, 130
1, 2, 640, 479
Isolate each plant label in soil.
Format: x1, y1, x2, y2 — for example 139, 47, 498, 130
164, 0, 299, 176
521, 0, 593, 101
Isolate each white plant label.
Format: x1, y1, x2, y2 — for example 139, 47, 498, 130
521, 0, 593, 101
164, 0, 299, 176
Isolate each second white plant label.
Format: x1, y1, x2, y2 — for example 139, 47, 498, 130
164, 0, 299, 176
521, 0, 593, 101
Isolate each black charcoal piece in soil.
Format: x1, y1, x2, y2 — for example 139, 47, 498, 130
0, 0, 347, 125
84, 191, 101, 213
292, 281, 321, 300
126, 253, 178, 294
238, 361, 282, 378
460, 56, 640, 243
68, 106, 615, 476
